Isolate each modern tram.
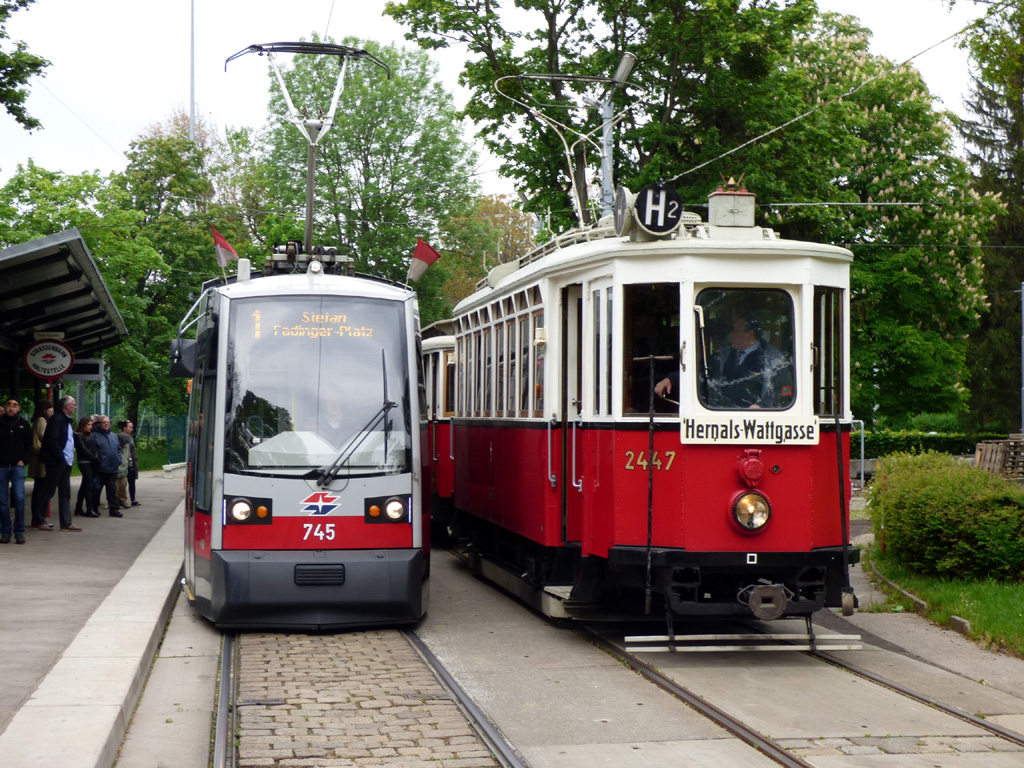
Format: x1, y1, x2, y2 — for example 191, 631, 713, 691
442, 180, 859, 626
167, 41, 428, 630
169, 255, 428, 629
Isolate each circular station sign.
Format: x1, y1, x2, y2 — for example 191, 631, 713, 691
633, 183, 683, 235
24, 339, 75, 383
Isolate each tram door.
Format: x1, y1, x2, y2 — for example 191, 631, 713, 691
560, 284, 583, 543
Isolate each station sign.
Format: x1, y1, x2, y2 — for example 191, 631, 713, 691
24, 339, 75, 383
634, 183, 683, 235
615, 184, 685, 237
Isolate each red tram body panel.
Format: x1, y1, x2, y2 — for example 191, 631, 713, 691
439, 182, 858, 622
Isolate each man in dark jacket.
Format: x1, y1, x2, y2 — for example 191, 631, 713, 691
0, 397, 33, 544
36, 395, 79, 532
91, 415, 123, 517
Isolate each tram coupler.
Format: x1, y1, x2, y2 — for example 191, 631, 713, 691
737, 581, 792, 621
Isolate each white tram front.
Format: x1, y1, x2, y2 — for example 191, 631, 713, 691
170, 257, 428, 629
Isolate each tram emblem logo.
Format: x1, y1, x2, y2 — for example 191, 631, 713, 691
301, 492, 339, 516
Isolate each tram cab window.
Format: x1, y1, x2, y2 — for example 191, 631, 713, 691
623, 283, 679, 415
224, 296, 411, 476
694, 288, 795, 411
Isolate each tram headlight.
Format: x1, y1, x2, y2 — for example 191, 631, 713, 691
223, 495, 272, 526
230, 499, 253, 522
364, 494, 410, 524
385, 498, 406, 521
732, 492, 771, 531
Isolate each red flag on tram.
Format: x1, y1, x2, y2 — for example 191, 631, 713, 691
212, 225, 239, 268
407, 238, 441, 282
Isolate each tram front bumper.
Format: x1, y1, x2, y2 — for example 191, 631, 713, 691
606, 546, 858, 618
208, 548, 426, 630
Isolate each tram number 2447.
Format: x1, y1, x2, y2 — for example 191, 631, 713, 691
303, 523, 337, 541
623, 450, 676, 471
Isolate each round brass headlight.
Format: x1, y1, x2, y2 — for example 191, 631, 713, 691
733, 492, 771, 531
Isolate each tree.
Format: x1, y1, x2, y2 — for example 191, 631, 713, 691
424, 194, 537, 322
259, 36, 479, 284
385, 0, 818, 229
0, 0, 48, 130
954, 0, 1024, 432
385, 1, 1000, 424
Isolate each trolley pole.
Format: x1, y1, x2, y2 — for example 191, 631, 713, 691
599, 53, 637, 220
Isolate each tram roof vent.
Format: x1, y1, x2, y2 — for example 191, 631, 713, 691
708, 177, 756, 228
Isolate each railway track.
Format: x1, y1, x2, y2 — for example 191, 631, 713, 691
581, 621, 1024, 764
212, 627, 527, 768
196, 550, 1024, 767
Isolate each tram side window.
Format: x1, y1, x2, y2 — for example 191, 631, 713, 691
622, 283, 679, 415
813, 287, 843, 416
519, 315, 530, 415
456, 336, 466, 416
189, 319, 218, 512
507, 320, 517, 415
533, 311, 545, 416
443, 351, 455, 417
496, 324, 505, 416
694, 288, 795, 411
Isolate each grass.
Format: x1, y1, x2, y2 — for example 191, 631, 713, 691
865, 545, 1024, 658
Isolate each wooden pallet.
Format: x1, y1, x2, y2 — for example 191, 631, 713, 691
975, 439, 1024, 478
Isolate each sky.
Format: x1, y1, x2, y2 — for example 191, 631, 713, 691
0, 0, 990, 193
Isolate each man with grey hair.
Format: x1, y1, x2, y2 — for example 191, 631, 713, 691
92, 414, 122, 517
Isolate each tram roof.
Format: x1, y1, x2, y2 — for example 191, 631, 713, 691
454, 223, 853, 316
0, 229, 128, 362
212, 270, 415, 302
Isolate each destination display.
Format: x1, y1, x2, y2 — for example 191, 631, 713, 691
248, 308, 375, 340
680, 415, 819, 446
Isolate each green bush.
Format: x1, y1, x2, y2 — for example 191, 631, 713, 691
865, 452, 1024, 582
851, 429, 1006, 458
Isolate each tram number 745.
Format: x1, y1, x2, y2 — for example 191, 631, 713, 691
623, 450, 676, 471
303, 523, 337, 541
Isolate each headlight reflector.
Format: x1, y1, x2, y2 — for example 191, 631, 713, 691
733, 492, 771, 531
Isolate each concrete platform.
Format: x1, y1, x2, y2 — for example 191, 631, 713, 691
0, 471, 185, 768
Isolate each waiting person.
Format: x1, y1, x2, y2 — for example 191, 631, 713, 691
116, 420, 140, 507
92, 415, 122, 517
73, 417, 100, 518
36, 395, 80, 532
28, 399, 53, 530
0, 397, 32, 544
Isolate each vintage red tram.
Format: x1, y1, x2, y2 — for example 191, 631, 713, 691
444, 181, 858, 624
422, 321, 456, 519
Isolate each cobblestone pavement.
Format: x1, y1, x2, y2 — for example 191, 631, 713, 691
237, 630, 500, 768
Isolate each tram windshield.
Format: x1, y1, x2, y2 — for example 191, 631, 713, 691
224, 295, 411, 476
694, 288, 795, 411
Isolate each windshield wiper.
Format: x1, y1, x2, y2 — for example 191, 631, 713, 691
316, 349, 397, 487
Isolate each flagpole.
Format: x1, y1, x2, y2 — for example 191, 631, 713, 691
189, 0, 195, 143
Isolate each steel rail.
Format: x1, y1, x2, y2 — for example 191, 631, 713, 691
811, 650, 1024, 749
580, 626, 815, 768
212, 632, 238, 768
403, 629, 530, 768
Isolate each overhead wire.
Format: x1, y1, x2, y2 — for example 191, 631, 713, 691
665, 0, 1012, 184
